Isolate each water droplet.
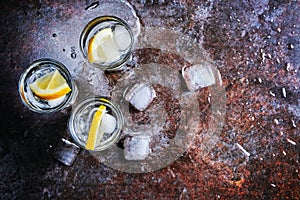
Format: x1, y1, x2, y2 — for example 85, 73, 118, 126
292, 120, 297, 128
85, 1, 99, 10
274, 118, 279, 125
52, 33, 57, 37
71, 52, 77, 59
241, 30, 247, 37
287, 138, 296, 145
282, 151, 287, 156
287, 43, 294, 50
270, 91, 276, 97
266, 53, 272, 59
286, 63, 291, 71
276, 27, 281, 33
23, 130, 28, 137
282, 88, 286, 98
261, 52, 266, 63
258, 77, 262, 83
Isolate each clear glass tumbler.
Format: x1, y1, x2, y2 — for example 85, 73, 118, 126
68, 97, 123, 151
18, 58, 77, 113
79, 15, 134, 71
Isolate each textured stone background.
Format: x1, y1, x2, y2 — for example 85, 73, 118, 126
0, 0, 299, 199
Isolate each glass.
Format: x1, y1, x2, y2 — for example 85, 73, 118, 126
79, 15, 134, 71
18, 58, 77, 113
68, 97, 123, 151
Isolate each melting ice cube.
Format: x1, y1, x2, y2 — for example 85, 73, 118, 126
48, 95, 66, 107
113, 25, 132, 51
124, 135, 151, 160
124, 83, 156, 111
182, 64, 216, 91
101, 113, 117, 134
53, 138, 80, 166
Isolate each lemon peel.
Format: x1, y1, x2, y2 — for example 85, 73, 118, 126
86, 105, 106, 150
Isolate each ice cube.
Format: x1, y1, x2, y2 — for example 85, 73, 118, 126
97, 35, 120, 63
100, 113, 117, 134
52, 138, 80, 166
124, 83, 156, 111
182, 64, 216, 91
113, 25, 132, 51
47, 95, 66, 107
124, 135, 151, 160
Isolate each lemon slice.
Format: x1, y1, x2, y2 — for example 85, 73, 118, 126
86, 105, 106, 150
29, 70, 72, 100
34, 71, 55, 89
87, 28, 120, 63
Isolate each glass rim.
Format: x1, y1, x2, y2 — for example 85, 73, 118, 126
68, 97, 124, 151
79, 15, 134, 71
18, 58, 76, 113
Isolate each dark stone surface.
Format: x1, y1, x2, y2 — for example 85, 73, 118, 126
0, 0, 299, 199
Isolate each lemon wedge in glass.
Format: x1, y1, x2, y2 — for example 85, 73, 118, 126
86, 105, 106, 150
29, 70, 71, 100
87, 28, 121, 64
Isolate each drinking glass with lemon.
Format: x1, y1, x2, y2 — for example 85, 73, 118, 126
80, 16, 134, 71
68, 97, 123, 151
19, 58, 77, 113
